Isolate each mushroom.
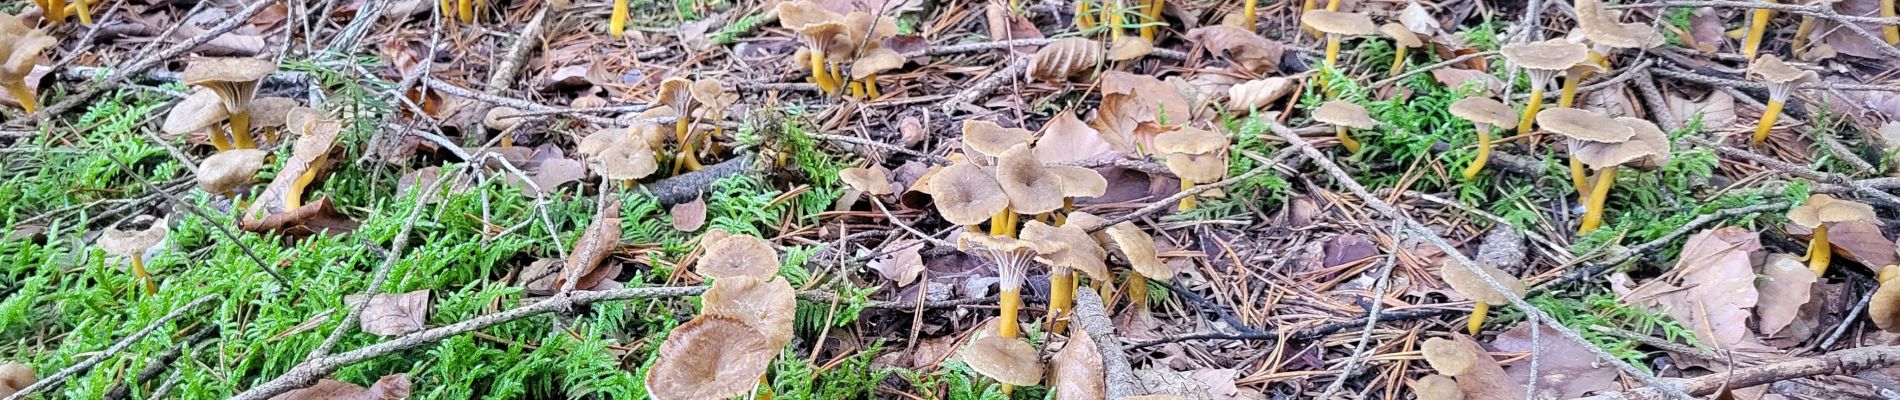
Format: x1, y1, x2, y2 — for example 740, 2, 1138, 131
1739, 0, 1776, 61
840, 165, 895, 196
962, 120, 1033, 166
197, 149, 268, 198
1076, 0, 1097, 30
1748, 55, 1817, 146
1537, 108, 1632, 202
928, 162, 1011, 232
690, 79, 738, 140
1449, 97, 1517, 180
610, 0, 629, 38
1787, 194, 1877, 276
0, 16, 55, 114
1440, 258, 1524, 334
1569, 0, 1661, 109
1560, 115, 1671, 234
99, 215, 168, 294
580, 127, 660, 185
1886, 0, 1899, 45
1021, 220, 1109, 332
652, 78, 706, 175
695, 232, 781, 280
960, 233, 1048, 338
1413, 375, 1463, 400
644, 315, 775, 400
1152, 125, 1228, 211
1420, 337, 1476, 376
1381, 23, 1423, 76
992, 144, 1068, 237
0, 362, 34, 399
1869, 265, 1900, 332
484, 106, 523, 147
1139, 0, 1163, 42
250, 97, 299, 147
283, 115, 345, 210
778, 1, 847, 94
701, 275, 797, 349
1102, 220, 1166, 310
182, 58, 277, 150
1046, 164, 1107, 225
1499, 39, 1588, 137
961, 336, 1044, 387
164, 89, 235, 152
1300, 10, 1376, 68
841, 12, 902, 98
1555, 60, 1606, 110
1313, 100, 1377, 154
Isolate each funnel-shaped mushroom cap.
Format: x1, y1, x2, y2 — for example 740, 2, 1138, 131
961, 336, 1044, 386
1313, 100, 1377, 129
994, 145, 1067, 214
1573, 117, 1670, 170
577, 128, 623, 158
1414, 375, 1463, 400
1420, 337, 1477, 376
1020, 221, 1110, 281
1064, 211, 1111, 232
1500, 39, 1590, 71
775, 0, 843, 29
197, 149, 268, 194
644, 315, 775, 400
1153, 126, 1228, 155
928, 163, 1009, 225
1028, 37, 1103, 82
1873, 266, 1900, 332
1566, 60, 1607, 76
653, 78, 697, 114
1536, 108, 1632, 142
291, 118, 345, 161
99, 215, 168, 257
962, 120, 1034, 159
1381, 23, 1423, 47
1302, 10, 1376, 36
1448, 98, 1517, 127
181, 58, 277, 113
795, 22, 847, 53
840, 166, 895, 195
1104, 221, 1168, 280
1575, 0, 1664, 48
1750, 54, 1818, 85
1788, 194, 1877, 228
485, 106, 523, 131
1440, 259, 1524, 306
959, 230, 1044, 255
851, 47, 907, 80
1047, 165, 1108, 199
251, 97, 300, 129
696, 233, 780, 280
840, 10, 899, 52
164, 89, 232, 136
702, 275, 797, 349
0, 362, 33, 398
1165, 153, 1228, 183
286, 107, 322, 134
0, 26, 55, 80
690, 79, 738, 110
594, 138, 659, 181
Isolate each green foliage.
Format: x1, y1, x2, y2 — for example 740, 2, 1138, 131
1457, 17, 1503, 51
1496, 292, 1700, 371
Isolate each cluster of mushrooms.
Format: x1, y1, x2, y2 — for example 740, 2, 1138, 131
644, 231, 795, 399
777, 0, 905, 98
573, 76, 736, 185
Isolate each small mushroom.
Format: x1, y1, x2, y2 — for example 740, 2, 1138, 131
1575, 0, 1665, 49
1300, 10, 1376, 68
700, 275, 797, 349
1555, 59, 1606, 110
643, 315, 775, 400
0, 16, 55, 113
1046, 164, 1107, 225
1537, 108, 1632, 202
1787, 194, 1877, 276
182, 58, 278, 150
164, 89, 235, 152
779, 2, 848, 94
841, 12, 902, 98
1313, 100, 1377, 154
99, 215, 168, 294
1413, 375, 1463, 400
960, 234, 1048, 338
690, 79, 738, 139
928, 162, 1011, 229
1381, 23, 1423, 76
1440, 258, 1524, 334
1739, 0, 1776, 61
1102, 220, 1166, 310
961, 336, 1044, 387
961, 120, 1034, 166
484, 106, 524, 147
991, 144, 1066, 237
1420, 337, 1476, 376
840, 165, 895, 195
581, 128, 660, 184
197, 149, 268, 197
1021, 220, 1108, 332
1558, 115, 1670, 235
1499, 39, 1588, 136
283, 116, 346, 210
1748, 55, 1817, 146
1885, 0, 1899, 45
1449, 97, 1517, 180
0, 362, 35, 398
695, 233, 781, 280
250, 97, 299, 147
1152, 126, 1228, 211
652, 78, 706, 175
1868, 265, 1900, 332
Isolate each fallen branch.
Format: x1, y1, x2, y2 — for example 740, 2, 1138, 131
1072, 290, 1144, 399
3, 295, 218, 400
1609, 0, 1899, 26
1685, 136, 1900, 208
638, 153, 754, 205
1577, 346, 1900, 400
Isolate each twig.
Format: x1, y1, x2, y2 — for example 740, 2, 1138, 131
1073, 290, 1144, 398
1056, 157, 1173, 176
1650, 67, 1900, 93
914, 38, 1187, 61
1315, 252, 1397, 399
1164, 279, 1264, 335
1684, 136, 1900, 208
421, 78, 617, 125
1632, 70, 1681, 132
1608, 0, 1899, 25
2, 295, 217, 400
812, 133, 948, 164
305, 182, 439, 361
1370, 51, 1499, 88
1538, 203, 1789, 289
1817, 288, 1875, 350
1578, 346, 1900, 400
102, 326, 219, 400
946, 56, 1032, 114
638, 154, 754, 205
1087, 145, 1302, 232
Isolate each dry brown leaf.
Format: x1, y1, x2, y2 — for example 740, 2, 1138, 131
867, 239, 925, 287
1027, 37, 1102, 83
238, 197, 360, 237
671, 195, 708, 232
1755, 253, 1815, 336
528, 158, 586, 195
1226, 77, 1296, 113
1685, 7, 1725, 53
1628, 227, 1761, 348
1447, 334, 1522, 400
269, 374, 412, 400
354, 289, 430, 336
1491, 322, 1619, 398
566, 205, 623, 283
1825, 220, 1897, 269
1035, 111, 1118, 163
1665, 90, 1738, 129
983, 3, 1040, 54
1052, 332, 1105, 400
1185, 25, 1283, 74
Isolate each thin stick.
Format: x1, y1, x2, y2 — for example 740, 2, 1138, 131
1, 295, 218, 400
1577, 346, 1900, 400
1315, 252, 1397, 399
1608, 0, 1899, 25
1370, 51, 1499, 88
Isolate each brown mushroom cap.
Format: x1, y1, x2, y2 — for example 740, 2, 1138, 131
1153, 126, 1228, 155
1020, 221, 1110, 281
594, 140, 659, 181
1313, 100, 1377, 129
181, 58, 277, 113
1047, 165, 1108, 199
1750, 54, 1819, 84
1576, 0, 1664, 48
1788, 194, 1877, 228
690, 79, 737, 110
99, 216, 168, 257
1440, 259, 1524, 305
1572, 117, 1670, 170
696, 233, 781, 280
1873, 266, 1900, 332
653, 78, 697, 114
644, 315, 775, 400
775, 0, 843, 29
1027, 37, 1103, 83
1104, 222, 1168, 280
993, 145, 1067, 215
1420, 337, 1477, 376
1413, 375, 1464, 400
1448, 98, 1517, 128
961, 336, 1044, 386
851, 47, 907, 80
1301, 10, 1377, 36
1536, 108, 1633, 143
928, 163, 1010, 225
840, 166, 895, 195
286, 106, 322, 134
796, 22, 847, 54
163, 89, 232, 136
701, 275, 797, 349
1165, 153, 1227, 184
962, 120, 1034, 159
1381, 23, 1423, 47
485, 106, 523, 131
0, 362, 34, 398
1500, 39, 1590, 71
197, 149, 268, 194
1064, 211, 1112, 232
250, 97, 300, 129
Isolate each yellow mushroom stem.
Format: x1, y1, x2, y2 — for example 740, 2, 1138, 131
1054, 198, 1073, 226
1461, 125, 1492, 180
1323, 35, 1343, 67
1557, 68, 1590, 109
131, 253, 157, 295
998, 287, 1023, 338
287, 152, 328, 210
1178, 179, 1198, 211
671, 119, 704, 175
1752, 98, 1785, 146
1741, 1, 1773, 61
1010, 0, 1020, 12
1077, 0, 1096, 29
73, 0, 92, 25
209, 123, 233, 152
863, 76, 881, 99
989, 210, 1019, 237
229, 111, 257, 149
1299, 0, 1319, 36
758, 376, 775, 400
1335, 125, 1361, 154
1516, 88, 1545, 137
4, 80, 36, 114
1578, 166, 1617, 235
263, 127, 279, 148
611, 0, 629, 38
1107, 0, 1125, 41
1387, 46, 1408, 77
1324, 0, 1339, 10
1808, 224, 1832, 276
1885, 0, 1898, 44
1048, 269, 1075, 333
1792, 16, 1817, 51
46, 0, 68, 24
1139, 0, 1162, 41
1240, 0, 1257, 28
1127, 272, 1149, 310
1568, 155, 1591, 202
1466, 302, 1489, 334
849, 80, 866, 99
457, 0, 475, 23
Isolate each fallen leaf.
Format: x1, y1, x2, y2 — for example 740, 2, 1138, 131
1825, 220, 1896, 269
1448, 334, 1523, 400
1035, 111, 1118, 164
270, 374, 412, 400
671, 195, 707, 232
1185, 25, 1283, 74
1052, 332, 1105, 400
174, 25, 268, 56
1322, 234, 1377, 268
1491, 322, 1619, 398
1627, 227, 1761, 348
1189, 369, 1241, 398
238, 197, 360, 237
867, 239, 925, 287
984, 3, 1041, 54
1432, 68, 1506, 96
1226, 77, 1297, 113
354, 290, 430, 336
1686, 7, 1725, 53
1398, 1, 1441, 35
1755, 253, 1815, 336
1665, 89, 1738, 129
565, 205, 623, 283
